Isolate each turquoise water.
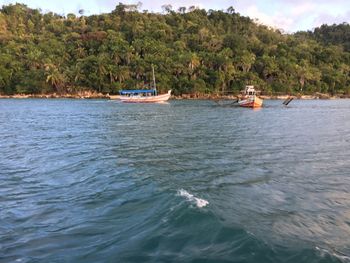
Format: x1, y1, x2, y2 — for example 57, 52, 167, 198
1, 99, 350, 262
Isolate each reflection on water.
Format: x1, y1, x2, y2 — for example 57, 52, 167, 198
0, 99, 350, 262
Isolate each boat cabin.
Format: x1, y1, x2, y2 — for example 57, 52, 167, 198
244, 85, 257, 96
119, 89, 157, 97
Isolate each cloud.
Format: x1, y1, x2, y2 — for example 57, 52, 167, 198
236, 0, 349, 32
313, 10, 350, 28
245, 4, 294, 31
291, 2, 315, 16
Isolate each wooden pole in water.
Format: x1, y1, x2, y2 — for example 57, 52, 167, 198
283, 96, 294, 105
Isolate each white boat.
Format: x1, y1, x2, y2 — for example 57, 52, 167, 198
238, 85, 263, 108
119, 90, 171, 103
119, 65, 171, 103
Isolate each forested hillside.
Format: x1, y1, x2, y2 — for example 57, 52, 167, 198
0, 3, 349, 95
311, 23, 350, 52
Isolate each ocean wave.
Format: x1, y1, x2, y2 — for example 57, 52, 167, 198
316, 246, 350, 262
177, 189, 209, 208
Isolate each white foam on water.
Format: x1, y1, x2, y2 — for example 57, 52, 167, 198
315, 246, 350, 262
177, 189, 209, 208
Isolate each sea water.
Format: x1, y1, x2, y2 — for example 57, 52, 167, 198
1, 99, 350, 262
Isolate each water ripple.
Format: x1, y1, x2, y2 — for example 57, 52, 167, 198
1, 99, 350, 262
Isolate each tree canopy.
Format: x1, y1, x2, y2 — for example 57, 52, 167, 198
0, 3, 349, 95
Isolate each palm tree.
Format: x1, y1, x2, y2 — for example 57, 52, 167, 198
72, 62, 84, 83
26, 49, 43, 69
114, 66, 130, 83
123, 46, 134, 65
96, 55, 108, 92
45, 64, 67, 93
188, 53, 200, 80
238, 51, 256, 73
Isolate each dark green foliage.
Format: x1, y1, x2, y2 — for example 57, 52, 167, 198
0, 3, 349, 95
311, 23, 350, 52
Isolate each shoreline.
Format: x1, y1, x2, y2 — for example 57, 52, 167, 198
0, 93, 349, 100
0, 93, 111, 99
169, 94, 349, 100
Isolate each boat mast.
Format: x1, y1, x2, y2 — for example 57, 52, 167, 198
152, 64, 157, 94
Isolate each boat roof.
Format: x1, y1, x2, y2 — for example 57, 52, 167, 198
244, 85, 256, 92
119, 89, 156, 95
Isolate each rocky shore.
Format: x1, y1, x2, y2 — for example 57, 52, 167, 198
0, 91, 110, 99
172, 93, 349, 100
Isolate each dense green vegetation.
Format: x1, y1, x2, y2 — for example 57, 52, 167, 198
311, 23, 350, 52
0, 3, 349, 95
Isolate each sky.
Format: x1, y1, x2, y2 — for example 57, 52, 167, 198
1, 0, 349, 32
